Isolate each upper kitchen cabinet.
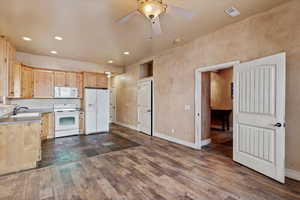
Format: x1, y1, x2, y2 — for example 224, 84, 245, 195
0, 36, 16, 97
66, 72, 77, 87
33, 70, 54, 98
21, 66, 34, 98
96, 73, 108, 88
54, 71, 66, 87
83, 72, 108, 89
8, 62, 22, 98
83, 72, 97, 88
54, 71, 80, 88
9, 64, 34, 99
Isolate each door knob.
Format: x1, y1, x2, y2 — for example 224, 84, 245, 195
274, 123, 282, 127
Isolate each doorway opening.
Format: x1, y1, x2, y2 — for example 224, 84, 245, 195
195, 53, 286, 183
194, 61, 239, 151
206, 67, 234, 158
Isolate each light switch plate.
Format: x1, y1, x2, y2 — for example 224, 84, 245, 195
184, 105, 191, 111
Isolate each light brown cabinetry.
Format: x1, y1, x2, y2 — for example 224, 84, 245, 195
79, 111, 85, 134
8, 62, 22, 98
54, 71, 66, 87
41, 113, 54, 140
55, 71, 79, 88
77, 73, 83, 98
83, 72, 108, 88
83, 72, 97, 88
0, 36, 16, 97
96, 73, 108, 88
54, 71, 82, 98
21, 66, 34, 98
66, 72, 77, 87
0, 122, 41, 175
33, 70, 54, 98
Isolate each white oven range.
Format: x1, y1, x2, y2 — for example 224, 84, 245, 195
54, 104, 79, 138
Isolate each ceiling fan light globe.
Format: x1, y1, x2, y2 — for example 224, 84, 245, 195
144, 5, 153, 12
139, 0, 165, 20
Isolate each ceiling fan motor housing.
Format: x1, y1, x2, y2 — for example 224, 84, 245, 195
137, 0, 166, 20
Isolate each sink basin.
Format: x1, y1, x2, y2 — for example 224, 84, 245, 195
11, 113, 41, 118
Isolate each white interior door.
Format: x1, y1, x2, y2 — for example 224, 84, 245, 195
137, 80, 152, 135
85, 89, 97, 134
234, 53, 286, 183
109, 88, 116, 123
96, 89, 110, 132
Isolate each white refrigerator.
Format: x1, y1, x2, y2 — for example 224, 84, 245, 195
85, 88, 110, 134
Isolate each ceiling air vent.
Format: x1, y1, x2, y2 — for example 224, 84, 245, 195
225, 7, 240, 17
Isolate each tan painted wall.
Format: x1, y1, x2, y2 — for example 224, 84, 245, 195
114, 65, 139, 126
211, 68, 233, 110
114, 0, 300, 172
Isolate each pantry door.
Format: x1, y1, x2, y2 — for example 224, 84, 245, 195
137, 80, 152, 135
233, 53, 286, 183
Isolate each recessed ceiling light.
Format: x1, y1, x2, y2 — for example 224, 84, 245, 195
108, 60, 114, 64
54, 36, 63, 41
50, 50, 57, 54
123, 51, 130, 55
22, 36, 32, 41
174, 38, 182, 44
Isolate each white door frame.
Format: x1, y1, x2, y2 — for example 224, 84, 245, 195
109, 88, 116, 123
137, 77, 154, 136
194, 61, 240, 149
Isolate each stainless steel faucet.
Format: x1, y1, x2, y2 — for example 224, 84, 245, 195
13, 106, 29, 115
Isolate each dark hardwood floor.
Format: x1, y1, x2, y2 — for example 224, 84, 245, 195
0, 124, 299, 200
203, 129, 233, 158
38, 132, 139, 168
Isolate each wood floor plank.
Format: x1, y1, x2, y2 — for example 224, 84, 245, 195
0, 124, 299, 200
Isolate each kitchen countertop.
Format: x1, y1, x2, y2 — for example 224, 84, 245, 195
0, 116, 41, 125
19, 108, 54, 114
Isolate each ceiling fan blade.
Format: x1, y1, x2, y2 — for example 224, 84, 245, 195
167, 5, 195, 20
151, 17, 162, 35
116, 10, 139, 24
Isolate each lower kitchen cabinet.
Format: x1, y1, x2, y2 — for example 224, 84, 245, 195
79, 111, 85, 134
41, 113, 54, 140
0, 121, 41, 175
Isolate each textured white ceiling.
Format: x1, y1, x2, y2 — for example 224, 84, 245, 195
0, 0, 289, 66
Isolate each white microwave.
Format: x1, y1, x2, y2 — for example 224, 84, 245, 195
54, 87, 79, 98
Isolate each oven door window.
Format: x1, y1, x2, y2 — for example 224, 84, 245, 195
59, 116, 75, 126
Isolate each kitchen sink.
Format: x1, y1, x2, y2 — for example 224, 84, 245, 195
11, 113, 41, 118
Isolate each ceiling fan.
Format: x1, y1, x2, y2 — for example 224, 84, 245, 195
116, 0, 195, 35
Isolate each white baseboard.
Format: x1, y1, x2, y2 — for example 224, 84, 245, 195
286, 168, 300, 181
201, 138, 211, 146
154, 132, 200, 149
113, 121, 138, 131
